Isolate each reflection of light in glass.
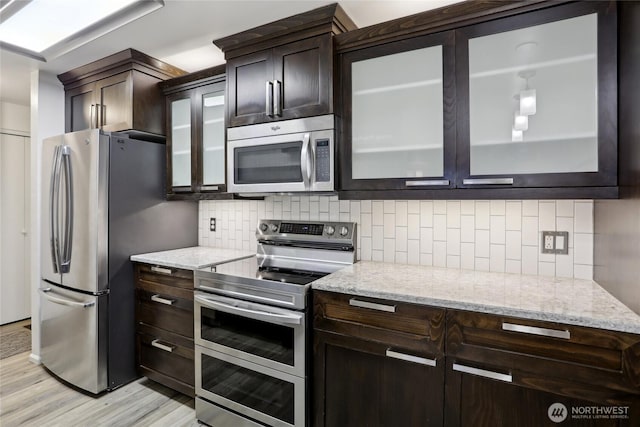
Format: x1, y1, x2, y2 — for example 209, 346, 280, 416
512, 128, 523, 142
204, 95, 224, 107
520, 89, 536, 116
514, 112, 528, 131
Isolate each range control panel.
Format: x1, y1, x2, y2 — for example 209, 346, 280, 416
257, 220, 355, 241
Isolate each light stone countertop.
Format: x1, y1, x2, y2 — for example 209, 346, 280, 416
130, 246, 254, 270
312, 261, 640, 334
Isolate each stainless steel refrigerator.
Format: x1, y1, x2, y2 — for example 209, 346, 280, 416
39, 129, 197, 394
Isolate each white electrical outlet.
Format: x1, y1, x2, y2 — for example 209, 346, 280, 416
544, 234, 554, 250
541, 231, 569, 254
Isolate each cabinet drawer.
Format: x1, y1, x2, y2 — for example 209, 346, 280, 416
447, 310, 640, 394
136, 288, 194, 337
313, 290, 445, 355
137, 328, 194, 387
135, 263, 194, 291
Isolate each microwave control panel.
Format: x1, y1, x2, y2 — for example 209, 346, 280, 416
315, 139, 331, 182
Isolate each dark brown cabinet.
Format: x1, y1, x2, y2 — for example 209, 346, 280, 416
214, 4, 356, 127
313, 290, 446, 427
59, 49, 186, 135
134, 263, 195, 397
335, 1, 621, 200
445, 310, 640, 426
160, 65, 231, 199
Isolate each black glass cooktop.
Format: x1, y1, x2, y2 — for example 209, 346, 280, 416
203, 256, 328, 286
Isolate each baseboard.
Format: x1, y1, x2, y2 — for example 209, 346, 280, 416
29, 353, 41, 365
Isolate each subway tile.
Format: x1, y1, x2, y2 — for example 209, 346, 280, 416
433, 241, 447, 267
319, 196, 329, 213
555, 249, 574, 278
461, 216, 475, 243
556, 200, 574, 217
408, 240, 420, 265
461, 243, 475, 270
538, 261, 556, 277
420, 228, 434, 254
396, 252, 408, 264
283, 197, 291, 212
372, 225, 384, 250
447, 201, 461, 228
384, 239, 396, 263
434, 215, 447, 241
505, 201, 522, 231
360, 213, 372, 237
396, 201, 408, 226
538, 201, 556, 231
384, 213, 396, 238
522, 246, 539, 275
490, 200, 506, 215
490, 244, 505, 273
447, 256, 461, 269
408, 200, 420, 214
522, 216, 539, 247
505, 231, 522, 260
420, 201, 433, 227
408, 214, 420, 238
330, 200, 340, 217
340, 200, 350, 213
300, 211, 310, 221
505, 260, 521, 274
372, 201, 384, 225
574, 233, 593, 265
475, 230, 490, 258
361, 200, 372, 213
574, 201, 594, 233
475, 201, 490, 230
461, 200, 475, 215
447, 228, 461, 256
556, 217, 574, 247
574, 264, 593, 280
300, 197, 310, 212
291, 201, 300, 219
522, 200, 539, 216
372, 250, 383, 262
395, 227, 408, 252
309, 201, 319, 218
420, 253, 433, 266
360, 237, 372, 261
340, 212, 350, 222
490, 215, 506, 244
384, 200, 396, 214
434, 200, 447, 215
350, 201, 361, 221
475, 258, 490, 272
319, 212, 329, 221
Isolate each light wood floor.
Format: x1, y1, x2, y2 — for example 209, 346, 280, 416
0, 351, 202, 427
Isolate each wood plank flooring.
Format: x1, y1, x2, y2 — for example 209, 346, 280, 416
0, 351, 202, 426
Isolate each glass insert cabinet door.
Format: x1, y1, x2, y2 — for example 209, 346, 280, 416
457, 2, 617, 188
199, 83, 226, 189
340, 31, 456, 190
170, 96, 192, 188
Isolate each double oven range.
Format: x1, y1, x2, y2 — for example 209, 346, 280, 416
194, 219, 357, 427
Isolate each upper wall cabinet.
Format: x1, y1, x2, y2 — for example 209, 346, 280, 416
339, 32, 456, 192
214, 4, 357, 128
160, 65, 230, 200
336, 1, 619, 199
59, 49, 186, 136
456, 1, 617, 191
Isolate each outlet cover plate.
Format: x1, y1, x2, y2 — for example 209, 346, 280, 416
541, 231, 569, 254
210, 218, 216, 232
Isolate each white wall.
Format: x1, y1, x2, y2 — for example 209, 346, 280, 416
29, 70, 65, 364
1, 102, 30, 134
199, 196, 594, 280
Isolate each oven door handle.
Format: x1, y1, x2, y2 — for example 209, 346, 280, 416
195, 294, 303, 325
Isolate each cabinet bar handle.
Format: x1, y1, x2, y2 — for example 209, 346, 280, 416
150, 266, 173, 275
453, 363, 512, 383
151, 339, 175, 353
200, 185, 219, 191
386, 349, 436, 367
349, 298, 396, 313
462, 178, 514, 185
273, 80, 282, 116
151, 294, 175, 306
502, 322, 570, 340
265, 81, 274, 117
405, 179, 450, 187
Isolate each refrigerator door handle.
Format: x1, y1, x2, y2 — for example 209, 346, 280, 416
49, 145, 63, 273
40, 288, 95, 309
60, 146, 73, 273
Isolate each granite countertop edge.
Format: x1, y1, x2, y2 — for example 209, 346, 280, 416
130, 246, 255, 271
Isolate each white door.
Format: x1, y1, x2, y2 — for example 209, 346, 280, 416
0, 132, 30, 325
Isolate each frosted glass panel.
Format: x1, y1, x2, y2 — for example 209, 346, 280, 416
469, 13, 598, 175
202, 90, 225, 185
171, 98, 191, 187
352, 46, 444, 179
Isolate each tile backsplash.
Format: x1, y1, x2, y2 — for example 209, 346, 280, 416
199, 196, 594, 280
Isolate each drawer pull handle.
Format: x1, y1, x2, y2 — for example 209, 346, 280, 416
405, 179, 450, 187
151, 294, 175, 306
453, 363, 512, 383
463, 178, 514, 185
502, 322, 570, 340
151, 266, 173, 275
349, 298, 396, 313
151, 339, 175, 353
386, 349, 436, 367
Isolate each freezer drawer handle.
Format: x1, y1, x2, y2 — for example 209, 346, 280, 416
386, 349, 437, 367
151, 339, 175, 353
453, 363, 512, 383
150, 266, 173, 275
349, 298, 396, 313
502, 322, 571, 340
39, 288, 95, 309
151, 294, 175, 306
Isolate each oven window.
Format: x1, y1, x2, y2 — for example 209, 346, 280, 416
201, 307, 295, 365
202, 353, 295, 424
235, 142, 303, 184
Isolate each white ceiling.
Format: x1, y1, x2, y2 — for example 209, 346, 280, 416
0, 0, 463, 106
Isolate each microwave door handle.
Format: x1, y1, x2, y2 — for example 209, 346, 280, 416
300, 133, 311, 189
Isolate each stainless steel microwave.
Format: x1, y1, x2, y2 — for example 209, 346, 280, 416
227, 115, 335, 193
